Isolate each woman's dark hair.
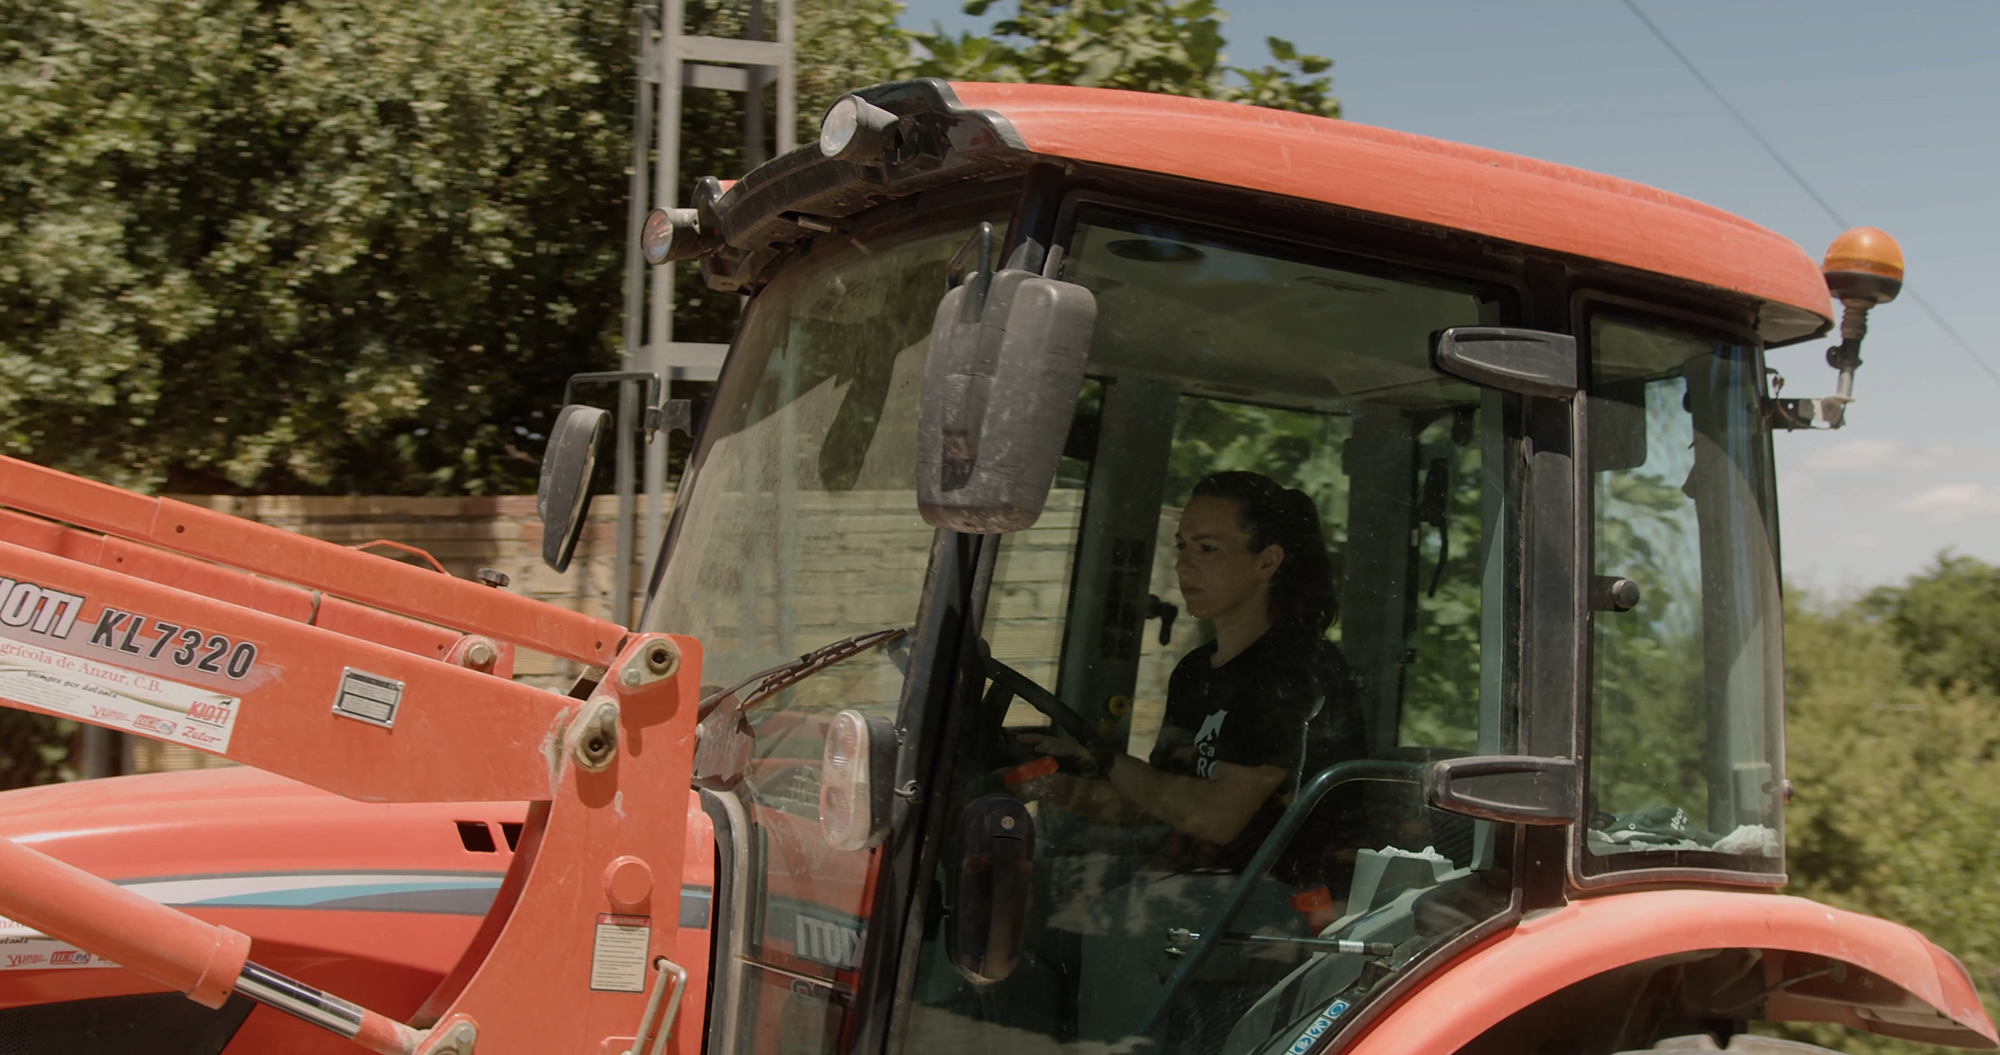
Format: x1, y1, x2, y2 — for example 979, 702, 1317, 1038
1191, 471, 1339, 633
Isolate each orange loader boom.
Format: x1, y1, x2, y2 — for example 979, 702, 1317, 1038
0, 454, 706, 1055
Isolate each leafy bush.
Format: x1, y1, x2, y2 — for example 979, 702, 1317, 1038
1772, 555, 2000, 1052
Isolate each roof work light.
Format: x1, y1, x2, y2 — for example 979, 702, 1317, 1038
819, 95, 899, 164
641, 207, 705, 266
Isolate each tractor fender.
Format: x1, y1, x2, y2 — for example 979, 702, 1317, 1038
1345, 888, 1996, 1053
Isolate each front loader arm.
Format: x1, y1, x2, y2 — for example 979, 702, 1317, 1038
0, 455, 625, 670
0, 533, 574, 800
0, 455, 707, 1055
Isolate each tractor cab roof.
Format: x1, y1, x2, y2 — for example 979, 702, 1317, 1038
695, 80, 1831, 344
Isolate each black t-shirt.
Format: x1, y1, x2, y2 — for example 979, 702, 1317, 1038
1147, 624, 1361, 870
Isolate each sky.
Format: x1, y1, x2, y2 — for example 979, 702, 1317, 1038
894, 0, 2000, 595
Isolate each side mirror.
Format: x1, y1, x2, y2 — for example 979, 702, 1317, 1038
917, 225, 1097, 534
951, 794, 1034, 984
1432, 326, 1578, 398
537, 405, 610, 573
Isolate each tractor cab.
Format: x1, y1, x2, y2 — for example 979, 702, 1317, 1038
586, 82, 1976, 1055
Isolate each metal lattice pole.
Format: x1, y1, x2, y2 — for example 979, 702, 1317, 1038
615, 0, 793, 627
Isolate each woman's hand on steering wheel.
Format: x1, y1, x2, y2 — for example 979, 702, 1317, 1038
978, 647, 1120, 774
1017, 732, 1091, 763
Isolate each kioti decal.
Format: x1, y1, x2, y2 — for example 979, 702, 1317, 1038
0, 578, 84, 639
0, 569, 259, 755
0, 637, 242, 752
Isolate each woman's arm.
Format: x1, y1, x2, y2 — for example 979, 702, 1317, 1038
1105, 755, 1287, 845
1010, 735, 1156, 824
1016, 732, 1285, 843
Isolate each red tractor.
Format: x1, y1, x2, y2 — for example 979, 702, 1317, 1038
0, 81, 1982, 1055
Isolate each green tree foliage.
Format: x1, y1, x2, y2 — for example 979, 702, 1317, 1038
1771, 574, 2000, 1054
909, 0, 1339, 117
0, 0, 1342, 498
0, 712, 72, 788
1862, 552, 2000, 697
1, 0, 635, 495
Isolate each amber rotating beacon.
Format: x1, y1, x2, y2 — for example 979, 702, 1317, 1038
1776, 226, 1905, 429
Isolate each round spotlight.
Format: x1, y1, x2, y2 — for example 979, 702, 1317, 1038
819, 95, 899, 164
641, 208, 701, 266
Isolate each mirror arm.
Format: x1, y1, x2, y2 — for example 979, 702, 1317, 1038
647, 398, 704, 440
561, 371, 705, 443
945, 222, 996, 294
562, 370, 661, 413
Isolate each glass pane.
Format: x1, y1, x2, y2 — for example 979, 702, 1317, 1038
909, 210, 1519, 1055
1586, 314, 1784, 870
646, 209, 1007, 1055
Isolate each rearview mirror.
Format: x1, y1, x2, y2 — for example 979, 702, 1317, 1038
917, 226, 1097, 533
1432, 326, 1578, 398
537, 404, 609, 572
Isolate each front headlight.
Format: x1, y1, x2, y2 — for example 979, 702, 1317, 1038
819, 709, 898, 852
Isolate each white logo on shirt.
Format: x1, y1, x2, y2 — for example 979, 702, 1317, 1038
1193, 709, 1228, 778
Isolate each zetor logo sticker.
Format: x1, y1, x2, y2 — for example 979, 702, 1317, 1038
87, 608, 258, 681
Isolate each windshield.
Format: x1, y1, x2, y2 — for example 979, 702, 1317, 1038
904, 209, 1522, 1055
1583, 313, 1784, 877
646, 200, 1012, 1055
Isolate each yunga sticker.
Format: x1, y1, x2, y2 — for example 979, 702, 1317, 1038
0, 913, 117, 972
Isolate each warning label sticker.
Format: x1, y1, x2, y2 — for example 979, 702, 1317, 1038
0, 638, 240, 753
590, 913, 651, 992
0, 914, 117, 972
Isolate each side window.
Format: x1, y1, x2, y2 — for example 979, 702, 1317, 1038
1586, 313, 1784, 871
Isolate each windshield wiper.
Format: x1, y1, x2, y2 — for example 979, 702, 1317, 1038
697, 627, 909, 718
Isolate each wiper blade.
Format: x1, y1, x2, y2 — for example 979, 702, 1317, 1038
698, 627, 909, 717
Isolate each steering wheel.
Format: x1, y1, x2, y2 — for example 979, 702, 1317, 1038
978, 646, 1111, 761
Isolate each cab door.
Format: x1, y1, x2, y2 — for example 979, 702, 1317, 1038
902, 205, 1529, 1055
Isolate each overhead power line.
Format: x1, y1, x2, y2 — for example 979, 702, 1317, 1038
1619, 0, 2000, 391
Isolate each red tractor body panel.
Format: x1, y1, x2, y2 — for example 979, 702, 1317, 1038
0, 768, 716, 1053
